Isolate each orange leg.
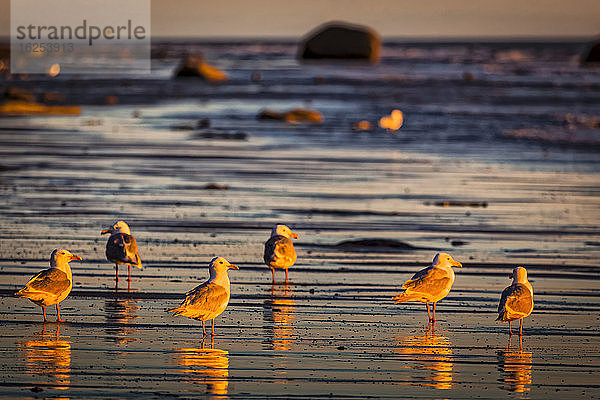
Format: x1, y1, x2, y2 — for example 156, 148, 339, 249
426, 303, 431, 321
127, 264, 132, 282
115, 264, 119, 282
508, 320, 513, 335
271, 268, 276, 283
432, 302, 437, 323
42, 306, 47, 322
202, 320, 207, 336
284, 269, 289, 284
519, 319, 523, 336
56, 303, 64, 322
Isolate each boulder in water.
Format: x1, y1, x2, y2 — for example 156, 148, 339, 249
581, 39, 600, 64
298, 21, 381, 63
257, 108, 323, 124
174, 55, 228, 82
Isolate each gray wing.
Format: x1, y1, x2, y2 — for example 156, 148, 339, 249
185, 283, 229, 310
401, 266, 451, 294
106, 233, 141, 266
498, 286, 512, 314
23, 268, 70, 296
264, 235, 296, 268
499, 284, 533, 317
169, 282, 230, 320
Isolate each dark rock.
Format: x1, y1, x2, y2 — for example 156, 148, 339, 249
203, 183, 229, 190
174, 55, 228, 82
191, 129, 247, 140
428, 201, 488, 208
335, 238, 419, 250
581, 40, 600, 64
257, 108, 323, 124
197, 118, 211, 129
298, 21, 381, 63
257, 109, 285, 120
4, 87, 35, 102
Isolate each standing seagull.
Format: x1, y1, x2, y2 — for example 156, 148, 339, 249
168, 257, 239, 336
497, 266, 534, 336
101, 220, 142, 284
15, 249, 82, 322
393, 253, 462, 323
264, 224, 299, 283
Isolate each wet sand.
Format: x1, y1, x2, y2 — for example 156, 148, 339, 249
1, 110, 599, 399
1, 41, 600, 398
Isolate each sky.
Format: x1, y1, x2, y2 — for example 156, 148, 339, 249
1, 0, 599, 39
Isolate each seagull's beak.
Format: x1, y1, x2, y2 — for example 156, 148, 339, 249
101, 229, 111, 235
70, 254, 83, 261
228, 264, 240, 270
509, 273, 513, 279
290, 232, 299, 239
452, 260, 462, 268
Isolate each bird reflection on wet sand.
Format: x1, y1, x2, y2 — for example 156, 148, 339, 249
395, 325, 453, 389
173, 336, 229, 398
104, 293, 140, 344
497, 335, 532, 395
20, 324, 71, 390
263, 283, 296, 352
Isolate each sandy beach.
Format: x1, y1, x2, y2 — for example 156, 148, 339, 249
1, 40, 600, 399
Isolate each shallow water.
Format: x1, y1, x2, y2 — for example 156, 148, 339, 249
1, 40, 600, 399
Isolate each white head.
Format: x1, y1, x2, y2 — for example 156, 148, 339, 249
50, 248, 82, 269
101, 220, 131, 235
432, 252, 462, 268
271, 224, 299, 239
209, 256, 239, 274
207, 256, 239, 282
510, 266, 528, 283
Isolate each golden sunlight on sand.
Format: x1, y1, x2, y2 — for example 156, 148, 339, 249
396, 327, 453, 390
21, 325, 71, 390
173, 338, 229, 396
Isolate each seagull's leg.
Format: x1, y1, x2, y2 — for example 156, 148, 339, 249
519, 319, 523, 336
432, 302, 437, 323
508, 321, 513, 336
127, 264, 132, 282
271, 268, 276, 283
426, 303, 432, 322
284, 269, 289, 284
42, 306, 47, 322
56, 303, 64, 323
115, 264, 119, 282
519, 334, 523, 350
211, 319, 215, 336
202, 320, 207, 336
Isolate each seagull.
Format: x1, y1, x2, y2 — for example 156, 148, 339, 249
497, 266, 534, 336
264, 224, 299, 283
393, 253, 462, 323
168, 256, 239, 336
101, 220, 142, 284
15, 249, 82, 322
